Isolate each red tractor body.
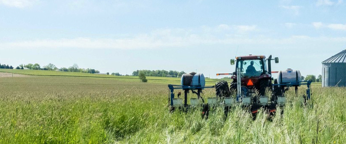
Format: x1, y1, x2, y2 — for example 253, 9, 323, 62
229, 55, 274, 95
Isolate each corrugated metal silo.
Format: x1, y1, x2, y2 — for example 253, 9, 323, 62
322, 49, 346, 87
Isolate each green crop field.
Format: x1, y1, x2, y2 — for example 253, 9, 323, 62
0, 71, 345, 143
0, 69, 219, 85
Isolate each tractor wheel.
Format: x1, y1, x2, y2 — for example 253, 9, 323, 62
259, 79, 269, 96
271, 79, 279, 102
215, 81, 230, 98
273, 79, 282, 96
229, 82, 237, 95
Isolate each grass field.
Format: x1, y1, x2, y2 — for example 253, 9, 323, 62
0, 69, 219, 85
0, 71, 345, 143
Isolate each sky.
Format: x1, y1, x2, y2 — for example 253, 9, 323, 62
0, 0, 346, 78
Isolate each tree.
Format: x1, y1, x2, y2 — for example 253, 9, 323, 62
88, 69, 96, 74
59, 67, 69, 72
132, 70, 139, 76
305, 75, 316, 82
301, 76, 305, 81
19, 64, 24, 69
25, 63, 34, 70
33, 63, 40, 70
106, 72, 109, 75
68, 64, 79, 72
44, 63, 57, 71
139, 71, 148, 82
112, 72, 121, 76
178, 71, 186, 77
16, 66, 21, 69
317, 75, 322, 82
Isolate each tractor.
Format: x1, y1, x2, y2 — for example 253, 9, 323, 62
167, 54, 311, 119
214, 54, 311, 117
215, 55, 279, 116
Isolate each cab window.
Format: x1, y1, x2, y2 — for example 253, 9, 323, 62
237, 59, 264, 77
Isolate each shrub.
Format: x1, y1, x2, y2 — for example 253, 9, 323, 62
139, 71, 148, 82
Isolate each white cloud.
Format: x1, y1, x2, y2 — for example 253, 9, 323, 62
217, 24, 231, 30
280, 0, 292, 4
1, 29, 346, 50
202, 24, 257, 33
1, 24, 344, 50
316, 0, 343, 6
0, 0, 37, 8
284, 23, 296, 28
236, 25, 257, 32
280, 5, 301, 15
312, 22, 346, 30
327, 24, 346, 30
312, 22, 324, 28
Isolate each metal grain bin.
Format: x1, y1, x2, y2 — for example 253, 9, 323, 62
322, 49, 346, 87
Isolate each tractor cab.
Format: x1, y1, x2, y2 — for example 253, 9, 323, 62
235, 57, 266, 78
229, 55, 278, 96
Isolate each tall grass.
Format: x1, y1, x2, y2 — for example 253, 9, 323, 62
0, 76, 345, 143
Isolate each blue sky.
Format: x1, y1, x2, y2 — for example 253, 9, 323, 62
0, 0, 346, 78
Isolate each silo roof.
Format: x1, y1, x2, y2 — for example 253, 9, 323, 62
322, 49, 346, 63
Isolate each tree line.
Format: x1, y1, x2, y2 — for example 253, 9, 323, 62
132, 70, 185, 77
10, 63, 101, 74
0, 63, 14, 69
304, 75, 322, 82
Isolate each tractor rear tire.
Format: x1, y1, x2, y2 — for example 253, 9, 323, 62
229, 82, 237, 95
259, 79, 269, 96
216, 81, 230, 98
273, 79, 282, 96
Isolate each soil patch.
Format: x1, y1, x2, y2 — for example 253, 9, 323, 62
0, 72, 30, 77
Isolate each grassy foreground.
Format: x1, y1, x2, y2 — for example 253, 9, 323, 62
0, 75, 345, 143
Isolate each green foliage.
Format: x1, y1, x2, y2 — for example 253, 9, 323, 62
0, 63, 14, 69
305, 75, 316, 82
33, 63, 41, 70
44, 63, 57, 71
139, 71, 148, 82
25, 63, 34, 69
22, 63, 100, 74
317, 75, 322, 82
68, 64, 79, 72
133, 70, 185, 77
111, 72, 121, 76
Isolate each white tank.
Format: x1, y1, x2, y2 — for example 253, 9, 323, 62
181, 73, 205, 88
278, 68, 301, 86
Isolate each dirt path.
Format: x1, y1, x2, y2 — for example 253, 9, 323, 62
0, 72, 30, 77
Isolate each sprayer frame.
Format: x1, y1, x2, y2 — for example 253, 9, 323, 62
168, 85, 215, 107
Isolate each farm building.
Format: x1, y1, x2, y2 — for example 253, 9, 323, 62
322, 49, 346, 87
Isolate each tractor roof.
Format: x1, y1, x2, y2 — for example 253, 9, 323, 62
236, 55, 266, 60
